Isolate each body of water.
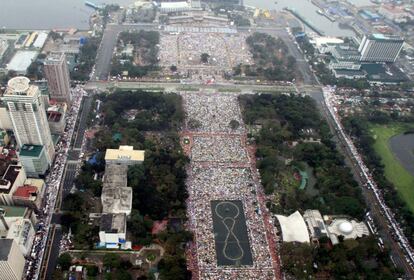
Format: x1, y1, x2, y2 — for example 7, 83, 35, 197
389, 133, 414, 177
0, 0, 133, 30
245, 0, 358, 37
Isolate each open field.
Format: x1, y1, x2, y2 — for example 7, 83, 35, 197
371, 124, 414, 213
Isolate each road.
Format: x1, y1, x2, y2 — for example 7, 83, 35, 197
313, 89, 414, 279
93, 23, 156, 81
41, 96, 93, 280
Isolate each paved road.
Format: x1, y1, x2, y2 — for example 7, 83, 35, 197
93, 23, 156, 81
311, 88, 414, 279
42, 96, 92, 280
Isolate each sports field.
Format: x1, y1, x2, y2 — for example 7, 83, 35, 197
211, 200, 253, 266
371, 124, 414, 213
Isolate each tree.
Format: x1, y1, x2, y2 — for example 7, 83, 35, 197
200, 53, 210, 63
58, 253, 72, 271
103, 253, 121, 269
229, 119, 240, 130
170, 65, 177, 72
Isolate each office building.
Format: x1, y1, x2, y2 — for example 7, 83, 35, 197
47, 103, 67, 134
358, 34, 404, 62
2, 77, 55, 163
18, 144, 49, 177
44, 52, 72, 105
0, 239, 25, 280
13, 178, 45, 211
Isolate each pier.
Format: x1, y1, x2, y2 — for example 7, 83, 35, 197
285, 8, 325, 36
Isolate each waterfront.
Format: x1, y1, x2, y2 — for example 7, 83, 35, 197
245, 0, 356, 37
0, 0, 133, 30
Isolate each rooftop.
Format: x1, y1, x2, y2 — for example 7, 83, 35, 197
100, 213, 126, 233
370, 33, 404, 41
13, 185, 38, 199
275, 211, 310, 243
6, 51, 38, 73
0, 239, 13, 261
0, 206, 27, 218
105, 146, 145, 163
0, 165, 23, 193
19, 144, 44, 158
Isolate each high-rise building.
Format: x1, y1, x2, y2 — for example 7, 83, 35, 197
0, 239, 25, 280
358, 34, 404, 62
44, 52, 71, 105
1, 77, 55, 164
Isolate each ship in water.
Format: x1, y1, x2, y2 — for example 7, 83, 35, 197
85, 1, 105, 10
316, 9, 336, 22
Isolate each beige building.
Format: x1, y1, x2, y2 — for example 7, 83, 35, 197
104, 145, 145, 166
44, 52, 71, 105
0, 239, 25, 280
1, 77, 55, 163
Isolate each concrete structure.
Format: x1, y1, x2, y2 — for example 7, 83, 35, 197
32, 32, 48, 49
104, 145, 145, 166
379, 4, 413, 23
2, 77, 55, 163
0, 206, 36, 256
311, 36, 344, 54
12, 178, 45, 211
0, 239, 25, 280
275, 211, 310, 243
303, 209, 328, 242
358, 34, 404, 62
0, 108, 13, 131
160, 1, 191, 13
0, 165, 26, 206
327, 218, 370, 245
98, 213, 128, 249
18, 144, 49, 177
0, 40, 9, 64
44, 52, 72, 105
47, 103, 67, 134
101, 164, 133, 216
6, 51, 38, 75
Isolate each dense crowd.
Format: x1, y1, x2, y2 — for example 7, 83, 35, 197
182, 92, 244, 133
159, 32, 251, 70
324, 87, 414, 268
191, 136, 248, 162
183, 92, 278, 279
24, 87, 86, 280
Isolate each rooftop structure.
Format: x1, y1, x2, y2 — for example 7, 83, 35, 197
32, 32, 48, 49
104, 145, 145, 165
275, 211, 310, 243
47, 103, 67, 134
303, 209, 328, 241
327, 219, 370, 245
98, 213, 129, 249
160, 1, 191, 13
0, 239, 26, 280
0, 165, 26, 206
13, 178, 45, 211
18, 145, 49, 177
379, 4, 413, 23
6, 51, 38, 75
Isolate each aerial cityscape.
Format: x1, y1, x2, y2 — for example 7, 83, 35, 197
0, 0, 413, 279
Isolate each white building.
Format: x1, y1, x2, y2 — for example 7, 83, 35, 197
0, 239, 25, 280
327, 219, 370, 245
2, 77, 55, 164
358, 34, 404, 62
6, 51, 38, 75
99, 213, 128, 249
275, 211, 310, 243
18, 144, 50, 177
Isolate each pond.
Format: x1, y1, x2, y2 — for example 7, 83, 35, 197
389, 133, 414, 177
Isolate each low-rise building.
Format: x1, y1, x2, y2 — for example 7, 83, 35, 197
275, 211, 310, 243
303, 209, 329, 242
18, 144, 49, 177
0, 239, 25, 280
6, 50, 38, 75
98, 213, 129, 249
104, 145, 145, 166
47, 103, 67, 134
0, 206, 36, 256
0, 165, 27, 206
12, 178, 45, 211
326, 218, 370, 245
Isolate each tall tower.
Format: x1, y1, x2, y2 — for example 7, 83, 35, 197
1, 77, 55, 163
44, 52, 71, 105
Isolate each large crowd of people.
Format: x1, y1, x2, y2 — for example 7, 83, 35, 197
24, 87, 86, 280
324, 86, 414, 269
183, 92, 278, 279
159, 32, 251, 70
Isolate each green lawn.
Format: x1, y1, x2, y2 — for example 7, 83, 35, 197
371, 124, 414, 213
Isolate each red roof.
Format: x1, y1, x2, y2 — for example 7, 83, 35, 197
13, 185, 37, 198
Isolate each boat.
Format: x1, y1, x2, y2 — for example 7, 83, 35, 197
317, 9, 324, 15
